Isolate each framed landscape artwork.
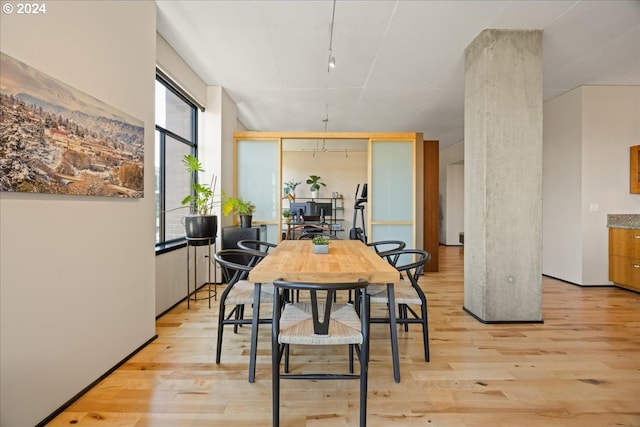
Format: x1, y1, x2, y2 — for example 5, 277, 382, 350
0, 51, 144, 197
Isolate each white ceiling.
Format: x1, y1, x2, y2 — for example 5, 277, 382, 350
156, 0, 640, 148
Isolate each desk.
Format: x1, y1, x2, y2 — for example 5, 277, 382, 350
249, 240, 404, 381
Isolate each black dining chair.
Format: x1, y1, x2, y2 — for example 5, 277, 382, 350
237, 239, 278, 254
365, 249, 431, 381
271, 279, 370, 427
213, 248, 278, 383
366, 240, 406, 265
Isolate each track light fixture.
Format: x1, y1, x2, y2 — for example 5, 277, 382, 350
327, 0, 336, 72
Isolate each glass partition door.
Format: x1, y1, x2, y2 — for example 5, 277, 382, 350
236, 139, 281, 244
370, 140, 415, 247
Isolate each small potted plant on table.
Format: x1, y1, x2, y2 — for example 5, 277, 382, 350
312, 235, 330, 254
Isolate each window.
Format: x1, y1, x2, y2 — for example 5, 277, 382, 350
155, 72, 198, 249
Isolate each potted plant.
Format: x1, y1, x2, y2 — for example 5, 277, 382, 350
284, 179, 301, 196
282, 209, 291, 224
221, 191, 256, 228
312, 235, 330, 254
179, 154, 218, 242
306, 175, 326, 198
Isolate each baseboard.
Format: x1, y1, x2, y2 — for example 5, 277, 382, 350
463, 306, 544, 324
36, 334, 158, 427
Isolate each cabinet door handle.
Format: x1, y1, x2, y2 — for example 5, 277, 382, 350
633, 264, 640, 269
633, 235, 640, 239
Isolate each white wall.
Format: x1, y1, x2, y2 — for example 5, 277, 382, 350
542, 88, 584, 283
581, 86, 640, 283
439, 140, 464, 245
155, 32, 212, 316
283, 150, 367, 238
446, 164, 464, 245
156, 33, 207, 107
155, 46, 240, 315
543, 86, 640, 285
0, 2, 156, 426
216, 86, 240, 230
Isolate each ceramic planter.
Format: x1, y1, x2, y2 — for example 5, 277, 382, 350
184, 214, 218, 245
313, 244, 329, 254
240, 214, 253, 228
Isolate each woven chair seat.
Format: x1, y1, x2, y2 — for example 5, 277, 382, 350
367, 282, 422, 305
279, 302, 362, 345
225, 280, 275, 305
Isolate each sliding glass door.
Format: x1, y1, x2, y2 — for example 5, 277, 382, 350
235, 139, 281, 244
370, 139, 417, 247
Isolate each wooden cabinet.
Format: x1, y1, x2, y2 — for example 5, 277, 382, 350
631, 145, 640, 194
609, 227, 640, 291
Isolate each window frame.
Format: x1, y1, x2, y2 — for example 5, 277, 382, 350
155, 71, 199, 253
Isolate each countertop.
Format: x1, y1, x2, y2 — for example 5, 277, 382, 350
607, 214, 640, 229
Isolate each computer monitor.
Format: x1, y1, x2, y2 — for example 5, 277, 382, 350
309, 201, 332, 220
289, 201, 332, 222
289, 202, 308, 219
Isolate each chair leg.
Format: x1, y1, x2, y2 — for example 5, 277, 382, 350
387, 283, 401, 383
272, 315, 280, 427
216, 302, 225, 364
349, 344, 354, 373
249, 284, 262, 383
284, 344, 290, 373
360, 293, 370, 427
233, 305, 241, 334
421, 303, 430, 362
402, 304, 409, 332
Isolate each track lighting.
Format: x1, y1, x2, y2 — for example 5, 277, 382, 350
327, 0, 336, 72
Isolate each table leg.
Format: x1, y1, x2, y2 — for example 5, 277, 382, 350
387, 283, 400, 383
249, 283, 261, 383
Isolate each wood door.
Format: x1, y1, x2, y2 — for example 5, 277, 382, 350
423, 140, 439, 272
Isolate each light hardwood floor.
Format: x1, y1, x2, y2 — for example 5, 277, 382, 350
48, 246, 640, 427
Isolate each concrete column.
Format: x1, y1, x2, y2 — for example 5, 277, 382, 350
463, 29, 543, 322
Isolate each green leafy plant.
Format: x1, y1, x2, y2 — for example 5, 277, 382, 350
282, 209, 291, 218
306, 175, 326, 192
180, 154, 217, 215
312, 236, 330, 245
284, 179, 301, 192
221, 191, 255, 216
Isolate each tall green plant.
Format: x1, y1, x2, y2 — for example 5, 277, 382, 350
180, 154, 217, 215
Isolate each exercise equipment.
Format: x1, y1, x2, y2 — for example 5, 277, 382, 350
349, 183, 368, 243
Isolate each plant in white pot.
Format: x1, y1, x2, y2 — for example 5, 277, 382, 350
221, 191, 256, 228
306, 175, 325, 199
312, 235, 330, 254
180, 154, 218, 242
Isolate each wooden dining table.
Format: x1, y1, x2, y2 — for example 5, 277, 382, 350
248, 239, 404, 382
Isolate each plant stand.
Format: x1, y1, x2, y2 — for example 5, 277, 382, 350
186, 237, 217, 308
